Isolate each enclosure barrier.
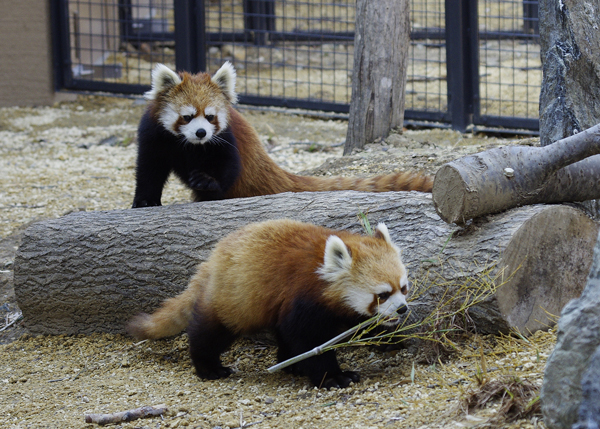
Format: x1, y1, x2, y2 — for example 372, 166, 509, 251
51, 0, 541, 133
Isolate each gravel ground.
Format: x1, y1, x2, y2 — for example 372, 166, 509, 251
0, 95, 551, 429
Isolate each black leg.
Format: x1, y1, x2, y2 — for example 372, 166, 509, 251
187, 309, 236, 380
276, 299, 362, 389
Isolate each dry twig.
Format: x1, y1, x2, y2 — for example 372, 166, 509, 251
84, 404, 167, 425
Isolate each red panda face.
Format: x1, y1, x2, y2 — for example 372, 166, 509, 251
144, 62, 238, 145
318, 223, 410, 326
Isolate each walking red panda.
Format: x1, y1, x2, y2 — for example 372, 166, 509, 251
127, 219, 411, 389
132, 62, 433, 207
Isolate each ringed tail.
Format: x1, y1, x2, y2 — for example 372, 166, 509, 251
126, 264, 209, 339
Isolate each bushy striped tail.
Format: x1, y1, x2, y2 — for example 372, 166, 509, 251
126, 263, 209, 339
291, 171, 433, 193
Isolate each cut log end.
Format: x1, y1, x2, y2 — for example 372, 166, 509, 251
432, 164, 470, 225
495, 206, 599, 334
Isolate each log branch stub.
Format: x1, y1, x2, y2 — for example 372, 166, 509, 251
432, 137, 600, 225
13, 191, 598, 337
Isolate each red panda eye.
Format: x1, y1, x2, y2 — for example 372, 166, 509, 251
205, 114, 215, 122
401, 286, 408, 295
377, 292, 391, 302
182, 115, 194, 123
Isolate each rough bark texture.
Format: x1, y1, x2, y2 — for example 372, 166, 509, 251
542, 230, 600, 429
13, 192, 598, 337
344, 0, 409, 155
432, 123, 600, 225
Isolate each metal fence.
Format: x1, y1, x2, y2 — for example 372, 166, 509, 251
51, 0, 541, 133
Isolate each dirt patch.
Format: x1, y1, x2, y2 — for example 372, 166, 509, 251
0, 95, 550, 428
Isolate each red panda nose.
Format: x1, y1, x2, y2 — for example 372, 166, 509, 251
396, 304, 408, 314
196, 129, 207, 139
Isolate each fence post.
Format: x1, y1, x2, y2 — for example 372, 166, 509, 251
344, 0, 410, 155
174, 0, 206, 73
444, 0, 478, 132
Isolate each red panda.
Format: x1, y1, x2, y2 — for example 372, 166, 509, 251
132, 62, 433, 207
127, 219, 410, 389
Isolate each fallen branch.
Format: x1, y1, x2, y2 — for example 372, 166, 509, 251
84, 404, 167, 425
0, 311, 23, 332
432, 122, 600, 224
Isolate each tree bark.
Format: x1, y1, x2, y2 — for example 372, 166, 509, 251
344, 0, 410, 155
13, 192, 598, 337
432, 123, 600, 225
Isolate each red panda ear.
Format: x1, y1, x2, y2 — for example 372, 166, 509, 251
373, 223, 393, 244
212, 61, 238, 104
145, 64, 181, 100
320, 235, 352, 279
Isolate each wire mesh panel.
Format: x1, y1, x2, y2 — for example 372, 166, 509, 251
61, 0, 176, 92
407, 0, 448, 118
204, 0, 355, 111
54, 0, 541, 131
476, 0, 541, 129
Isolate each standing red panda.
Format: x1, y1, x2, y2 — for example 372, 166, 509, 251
132, 62, 433, 207
127, 219, 410, 389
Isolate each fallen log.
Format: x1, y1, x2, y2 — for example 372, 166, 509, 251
432, 123, 600, 225
13, 191, 598, 337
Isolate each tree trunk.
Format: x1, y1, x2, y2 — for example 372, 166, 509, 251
344, 0, 410, 155
432, 123, 600, 225
13, 192, 598, 337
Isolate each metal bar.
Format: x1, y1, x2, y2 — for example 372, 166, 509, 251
49, 0, 73, 91
475, 115, 539, 131
238, 95, 350, 113
444, 0, 476, 132
117, 0, 133, 45
195, 0, 207, 72
174, 0, 203, 72
66, 79, 149, 95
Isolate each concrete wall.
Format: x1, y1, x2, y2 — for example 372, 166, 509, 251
0, 0, 57, 107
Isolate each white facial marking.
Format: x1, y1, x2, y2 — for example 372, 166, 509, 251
180, 116, 216, 144
181, 105, 197, 117
343, 288, 375, 316
378, 291, 407, 318
158, 103, 180, 134
205, 106, 216, 116
400, 273, 409, 291
217, 109, 228, 131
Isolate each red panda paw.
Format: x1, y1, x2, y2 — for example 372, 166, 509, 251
188, 170, 221, 192
320, 371, 360, 389
195, 365, 234, 380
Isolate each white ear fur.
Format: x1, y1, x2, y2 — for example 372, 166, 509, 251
319, 235, 352, 281
374, 223, 392, 244
144, 64, 181, 100
211, 61, 238, 104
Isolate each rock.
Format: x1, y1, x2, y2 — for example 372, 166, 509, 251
572, 344, 600, 429
539, 0, 600, 147
538, 0, 600, 220
541, 230, 600, 429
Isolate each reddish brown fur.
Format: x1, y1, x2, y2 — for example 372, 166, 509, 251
128, 219, 406, 340
222, 107, 433, 198
147, 66, 433, 201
